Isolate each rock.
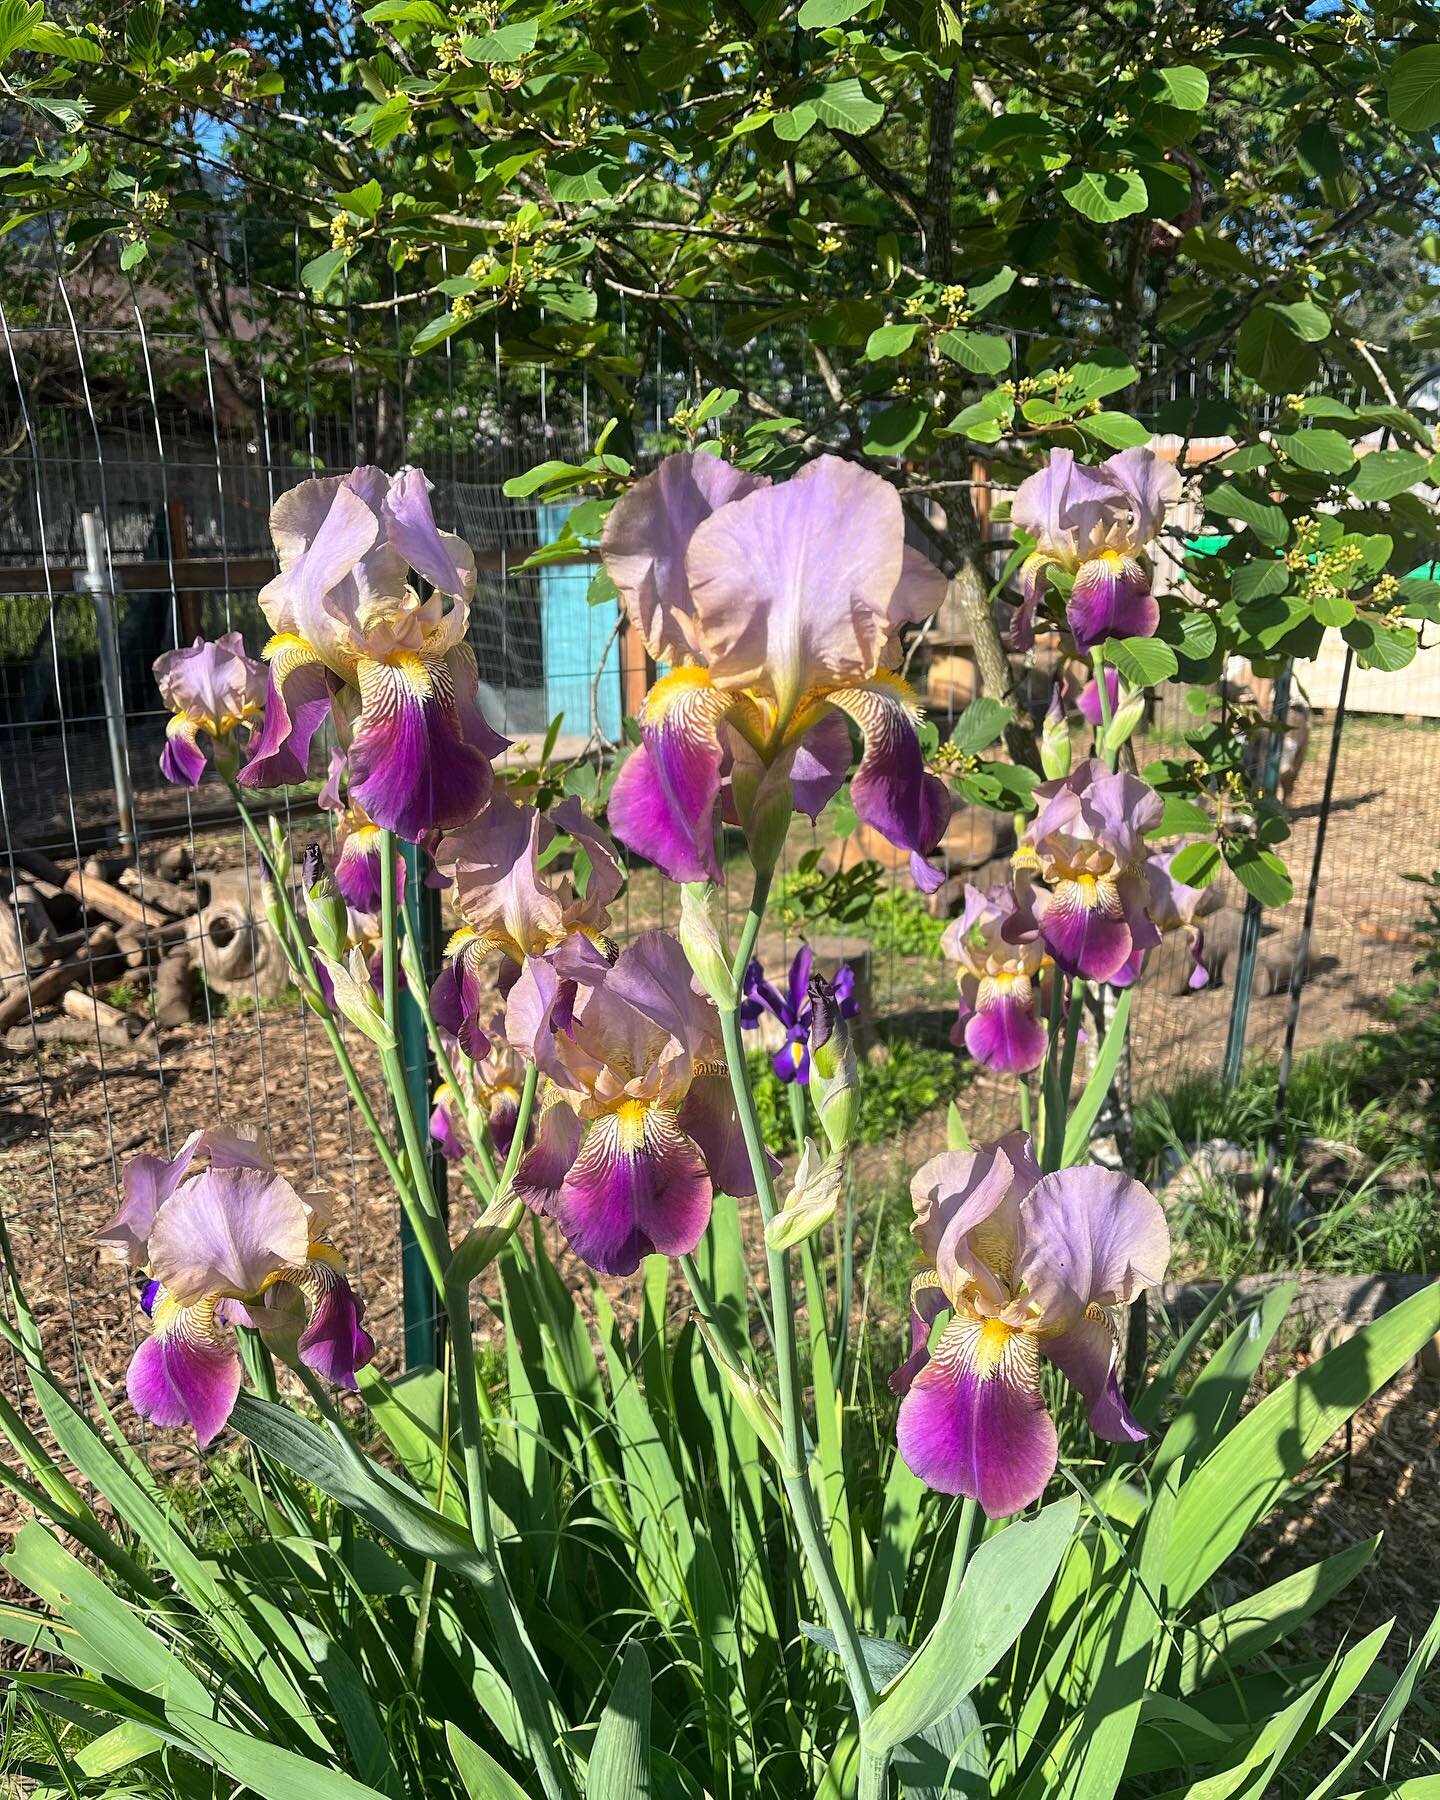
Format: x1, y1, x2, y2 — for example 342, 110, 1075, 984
1156, 1137, 1256, 1202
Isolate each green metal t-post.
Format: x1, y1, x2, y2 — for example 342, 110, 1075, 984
399, 840, 447, 1366
1222, 660, 1293, 1088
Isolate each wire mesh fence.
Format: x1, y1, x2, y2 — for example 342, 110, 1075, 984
1, 216, 1437, 1445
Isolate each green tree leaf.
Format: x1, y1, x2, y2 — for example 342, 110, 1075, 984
1388, 44, 1440, 131
1351, 449, 1429, 501
862, 400, 928, 455
1139, 65, 1209, 110
813, 77, 884, 134
1104, 635, 1179, 687
936, 328, 1011, 374
1273, 429, 1355, 475
1057, 168, 1149, 221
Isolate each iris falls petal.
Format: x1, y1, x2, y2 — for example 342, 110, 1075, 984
896, 1316, 1058, 1517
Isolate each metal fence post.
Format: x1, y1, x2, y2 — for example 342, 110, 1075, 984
1222, 659, 1293, 1087
75, 510, 136, 848
399, 839, 447, 1366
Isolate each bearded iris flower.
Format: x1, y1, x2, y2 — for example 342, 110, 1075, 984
506, 930, 755, 1276
892, 1135, 1169, 1517
941, 885, 1054, 1076
238, 466, 507, 841
1009, 448, 1181, 652
429, 1026, 530, 1161
153, 633, 266, 787
95, 1130, 373, 1444
430, 791, 622, 1058
601, 452, 952, 892
740, 944, 858, 1083
1014, 758, 1165, 984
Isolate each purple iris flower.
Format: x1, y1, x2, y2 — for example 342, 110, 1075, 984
504, 930, 757, 1276
153, 633, 266, 786
599, 452, 952, 891
237, 466, 508, 842
94, 1130, 373, 1445
891, 1135, 1170, 1517
740, 945, 858, 1084
1009, 448, 1181, 652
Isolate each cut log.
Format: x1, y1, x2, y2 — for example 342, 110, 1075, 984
12, 848, 68, 886
116, 918, 193, 969
0, 926, 120, 1030
153, 947, 194, 1028
62, 988, 135, 1036
5, 1012, 134, 1052
64, 868, 177, 930
118, 865, 203, 915
153, 844, 194, 882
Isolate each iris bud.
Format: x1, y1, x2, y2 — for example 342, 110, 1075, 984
1041, 683, 1071, 780
808, 972, 859, 1151
1103, 684, 1146, 755
301, 843, 349, 960
679, 883, 738, 1009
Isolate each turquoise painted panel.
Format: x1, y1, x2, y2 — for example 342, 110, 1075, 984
537, 502, 620, 741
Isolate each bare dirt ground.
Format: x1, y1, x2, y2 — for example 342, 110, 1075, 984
0, 712, 1437, 1661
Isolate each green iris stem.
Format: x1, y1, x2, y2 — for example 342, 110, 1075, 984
1018, 1076, 1032, 1138
1093, 646, 1118, 771
717, 869, 880, 1744
943, 1496, 980, 1608
406, 931, 501, 1197
1041, 970, 1066, 1168
374, 836, 567, 1798
228, 793, 425, 1239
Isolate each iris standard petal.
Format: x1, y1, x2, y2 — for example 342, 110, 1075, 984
1043, 1311, 1146, 1445
384, 467, 475, 599
146, 1165, 312, 1307
239, 636, 335, 790
607, 667, 730, 883
600, 451, 769, 664
127, 1295, 241, 1446
348, 644, 496, 841
1015, 1164, 1171, 1331
95, 1129, 206, 1264
896, 1317, 1058, 1517
830, 673, 952, 893
552, 1104, 713, 1276
684, 454, 934, 717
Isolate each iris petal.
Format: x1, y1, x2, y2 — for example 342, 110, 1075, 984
607, 668, 731, 882
160, 716, 207, 787
830, 674, 951, 893
896, 1317, 1058, 1517
1066, 552, 1158, 650
127, 1296, 241, 1446
552, 1105, 713, 1276
239, 635, 334, 790
349, 645, 496, 841
1044, 1310, 1145, 1445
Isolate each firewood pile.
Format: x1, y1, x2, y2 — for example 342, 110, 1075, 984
1, 843, 289, 1056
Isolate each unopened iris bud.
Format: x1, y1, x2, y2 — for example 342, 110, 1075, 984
316, 946, 396, 1050
766, 1136, 846, 1251
680, 883, 738, 1009
1041, 683, 1072, 780
267, 813, 292, 883
301, 842, 349, 959
1103, 684, 1146, 755
808, 972, 859, 1151
260, 878, 285, 944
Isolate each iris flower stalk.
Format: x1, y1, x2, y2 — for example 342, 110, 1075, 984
225, 791, 571, 1800
685, 863, 888, 1797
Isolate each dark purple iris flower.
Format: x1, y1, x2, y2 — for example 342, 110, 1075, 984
741, 945, 858, 1084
